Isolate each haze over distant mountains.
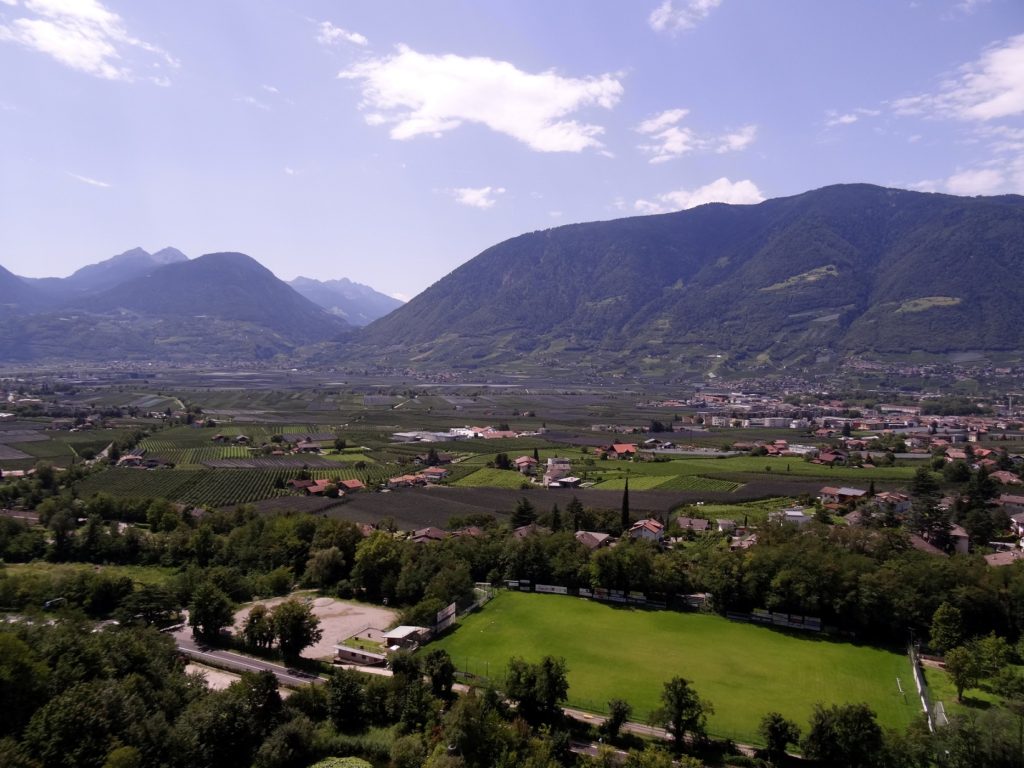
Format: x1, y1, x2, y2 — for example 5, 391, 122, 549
1, 183, 1022, 370
0, 247, 399, 362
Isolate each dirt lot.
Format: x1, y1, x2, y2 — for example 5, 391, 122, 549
232, 593, 399, 661
185, 662, 240, 690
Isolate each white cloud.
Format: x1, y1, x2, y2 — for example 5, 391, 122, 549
648, 0, 722, 33
716, 124, 757, 153
284, 166, 296, 176
945, 167, 1004, 195
956, 0, 990, 14
261, 84, 279, 94
634, 177, 764, 213
234, 95, 270, 111
340, 45, 623, 153
636, 108, 756, 162
67, 171, 110, 188
0, 0, 18, 6
892, 33, 1024, 121
450, 186, 505, 209
317, 21, 367, 47
826, 112, 859, 127
0, 0, 177, 82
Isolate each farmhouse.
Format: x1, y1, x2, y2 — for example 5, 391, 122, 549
419, 466, 450, 482
628, 518, 664, 542
770, 507, 814, 527
820, 486, 868, 505
338, 478, 365, 492
575, 530, 613, 550
514, 455, 538, 474
410, 527, 448, 544
675, 516, 710, 533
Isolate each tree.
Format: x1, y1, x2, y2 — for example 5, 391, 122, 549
512, 497, 537, 528
567, 496, 584, 531
930, 602, 964, 654
842, 422, 852, 437
802, 702, 884, 768
270, 599, 323, 661
188, 581, 234, 639
908, 466, 949, 544
504, 655, 569, 725
304, 547, 346, 588
549, 504, 562, 533
242, 604, 275, 650
945, 646, 982, 702
533, 447, 540, 463
653, 677, 711, 752
327, 667, 366, 732
759, 711, 800, 765
603, 698, 632, 740
621, 478, 631, 533
422, 648, 456, 699
333, 437, 347, 451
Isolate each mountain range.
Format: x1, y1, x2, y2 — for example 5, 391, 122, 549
1, 184, 1023, 369
354, 184, 1024, 374
0, 248, 398, 362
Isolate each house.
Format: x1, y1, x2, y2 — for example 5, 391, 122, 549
717, 519, 737, 534
513, 523, 551, 539
819, 486, 868, 506
871, 491, 911, 516
387, 474, 423, 489
295, 441, 322, 454
234, 435, 251, 444
575, 530, 613, 550
289, 478, 316, 491
769, 507, 814, 527
609, 443, 638, 459
211, 433, 227, 443
950, 524, 970, 555
675, 516, 710, 533
996, 494, 1024, 516
419, 466, 450, 482
1011, 512, 1024, 538
815, 450, 848, 466
543, 457, 572, 485
991, 471, 1022, 486
552, 476, 582, 488
339, 479, 365, 492
306, 479, 335, 495
514, 456, 539, 475
410, 527, 448, 544
382, 626, 430, 650
985, 550, 1024, 567
628, 518, 665, 542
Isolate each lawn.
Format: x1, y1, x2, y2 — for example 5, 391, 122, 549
431, 591, 919, 745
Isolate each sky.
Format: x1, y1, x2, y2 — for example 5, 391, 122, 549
1, 0, 1023, 300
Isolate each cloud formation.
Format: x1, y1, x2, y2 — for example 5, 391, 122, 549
648, 0, 722, 33
0, 0, 177, 82
450, 186, 505, 209
636, 108, 756, 163
317, 21, 367, 47
67, 171, 110, 188
340, 45, 623, 152
634, 177, 764, 214
893, 33, 1024, 121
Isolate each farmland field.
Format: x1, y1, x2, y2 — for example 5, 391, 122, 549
431, 591, 919, 745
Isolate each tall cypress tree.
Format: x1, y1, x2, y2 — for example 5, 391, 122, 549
621, 477, 630, 533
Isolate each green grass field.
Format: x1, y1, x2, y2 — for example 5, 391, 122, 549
431, 591, 919, 745
3, 562, 177, 586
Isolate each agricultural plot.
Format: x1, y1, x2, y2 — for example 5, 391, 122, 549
453, 468, 534, 489
432, 591, 919, 746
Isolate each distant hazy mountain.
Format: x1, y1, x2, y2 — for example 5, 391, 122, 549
0, 265, 43, 316
356, 184, 1024, 374
24, 246, 189, 304
0, 252, 351, 362
288, 276, 403, 325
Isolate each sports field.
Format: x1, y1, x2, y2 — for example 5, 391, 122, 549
432, 591, 919, 744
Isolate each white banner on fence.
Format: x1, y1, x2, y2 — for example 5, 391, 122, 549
535, 584, 568, 595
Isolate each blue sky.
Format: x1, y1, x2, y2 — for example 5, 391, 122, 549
1, 0, 1022, 299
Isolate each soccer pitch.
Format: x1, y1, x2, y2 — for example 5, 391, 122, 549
432, 591, 920, 744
